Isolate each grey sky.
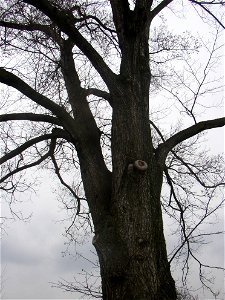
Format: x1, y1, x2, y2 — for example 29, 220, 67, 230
1, 177, 100, 299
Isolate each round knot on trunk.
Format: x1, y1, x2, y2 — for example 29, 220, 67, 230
127, 160, 148, 174
134, 160, 148, 171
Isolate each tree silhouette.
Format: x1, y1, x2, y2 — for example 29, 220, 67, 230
0, 1, 224, 299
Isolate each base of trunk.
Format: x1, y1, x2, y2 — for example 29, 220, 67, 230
100, 261, 177, 300
94, 228, 177, 300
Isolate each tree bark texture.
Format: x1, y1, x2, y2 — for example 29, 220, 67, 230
90, 21, 177, 297
92, 91, 177, 300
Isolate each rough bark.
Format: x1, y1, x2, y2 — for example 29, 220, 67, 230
90, 8, 177, 296
93, 90, 177, 300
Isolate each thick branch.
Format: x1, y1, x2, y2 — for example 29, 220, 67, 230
70, 6, 116, 34
109, 0, 130, 44
157, 117, 225, 161
0, 130, 70, 165
0, 113, 61, 125
0, 68, 66, 117
110, 0, 152, 47
58, 38, 112, 214
135, 0, 154, 10
23, 0, 117, 89
0, 68, 79, 138
151, 0, 174, 19
0, 20, 62, 44
85, 88, 111, 102
0, 20, 49, 33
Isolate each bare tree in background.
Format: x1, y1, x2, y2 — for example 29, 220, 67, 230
0, 1, 224, 299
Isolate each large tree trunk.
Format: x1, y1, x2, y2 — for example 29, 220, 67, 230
79, 5, 177, 298
91, 85, 177, 299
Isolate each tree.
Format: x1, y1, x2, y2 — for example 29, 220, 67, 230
0, 1, 224, 299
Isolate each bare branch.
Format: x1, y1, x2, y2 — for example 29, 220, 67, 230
151, 0, 174, 19
109, 0, 130, 45
172, 152, 225, 189
135, 0, 154, 11
85, 88, 111, 102
22, 0, 117, 89
69, 6, 116, 34
110, 0, 152, 47
0, 20, 49, 32
49, 138, 81, 215
0, 20, 63, 44
0, 130, 70, 165
157, 117, 225, 161
189, 0, 225, 29
0, 68, 80, 139
169, 196, 224, 264
0, 113, 61, 125
0, 151, 50, 183
0, 68, 69, 118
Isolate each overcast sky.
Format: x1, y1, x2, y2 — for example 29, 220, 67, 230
1, 2, 225, 300
1, 174, 103, 299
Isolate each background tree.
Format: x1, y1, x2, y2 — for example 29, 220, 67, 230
0, 1, 224, 299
